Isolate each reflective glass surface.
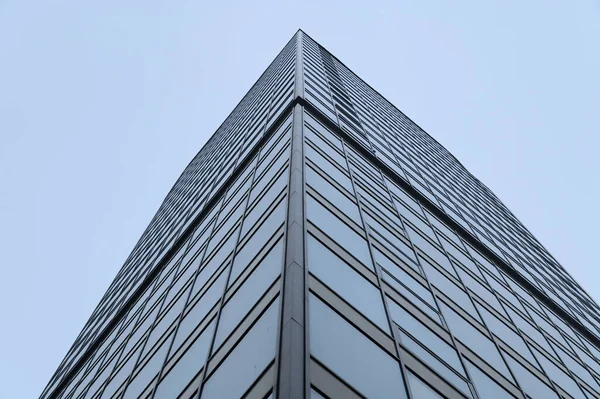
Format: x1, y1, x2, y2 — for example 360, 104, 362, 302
43, 32, 600, 399
309, 294, 406, 399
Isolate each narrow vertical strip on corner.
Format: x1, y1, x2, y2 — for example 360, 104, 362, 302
275, 29, 307, 399
294, 30, 304, 100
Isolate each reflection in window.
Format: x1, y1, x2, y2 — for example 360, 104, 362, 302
309, 294, 406, 399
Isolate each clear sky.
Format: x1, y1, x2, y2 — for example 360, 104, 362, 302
0, 1, 598, 397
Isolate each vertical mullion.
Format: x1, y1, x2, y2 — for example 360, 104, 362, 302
275, 98, 306, 398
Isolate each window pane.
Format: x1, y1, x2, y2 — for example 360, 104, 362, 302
532, 348, 586, 399
308, 235, 389, 332
459, 270, 504, 313
440, 303, 513, 381
406, 227, 453, 275
400, 332, 471, 396
242, 170, 287, 236
306, 154, 353, 196
307, 196, 372, 269
305, 142, 345, 172
504, 354, 559, 399
305, 113, 342, 149
423, 261, 480, 321
103, 349, 140, 398
249, 162, 287, 204
387, 299, 463, 374
143, 291, 188, 357
306, 166, 361, 223
201, 298, 280, 399
385, 273, 441, 323
309, 294, 406, 399
154, 320, 216, 399
202, 230, 237, 285
368, 223, 415, 267
372, 246, 419, 276
505, 307, 554, 355
305, 119, 342, 152
214, 240, 283, 349
477, 305, 537, 366
230, 199, 286, 285
173, 270, 227, 351
555, 346, 600, 391
464, 359, 514, 399
190, 255, 226, 301
388, 181, 422, 215
311, 388, 327, 399
407, 371, 444, 398
123, 338, 171, 399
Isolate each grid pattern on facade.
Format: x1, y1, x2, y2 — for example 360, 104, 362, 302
40, 34, 296, 399
50, 112, 293, 399
40, 30, 600, 399
301, 106, 600, 399
301, 33, 600, 335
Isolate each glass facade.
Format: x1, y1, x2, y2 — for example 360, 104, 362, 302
41, 31, 600, 399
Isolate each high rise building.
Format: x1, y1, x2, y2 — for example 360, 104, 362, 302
41, 30, 600, 399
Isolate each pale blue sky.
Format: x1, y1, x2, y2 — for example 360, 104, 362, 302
0, 1, 598, 397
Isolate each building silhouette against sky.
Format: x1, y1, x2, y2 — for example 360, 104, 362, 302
41, 30, 600, 399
